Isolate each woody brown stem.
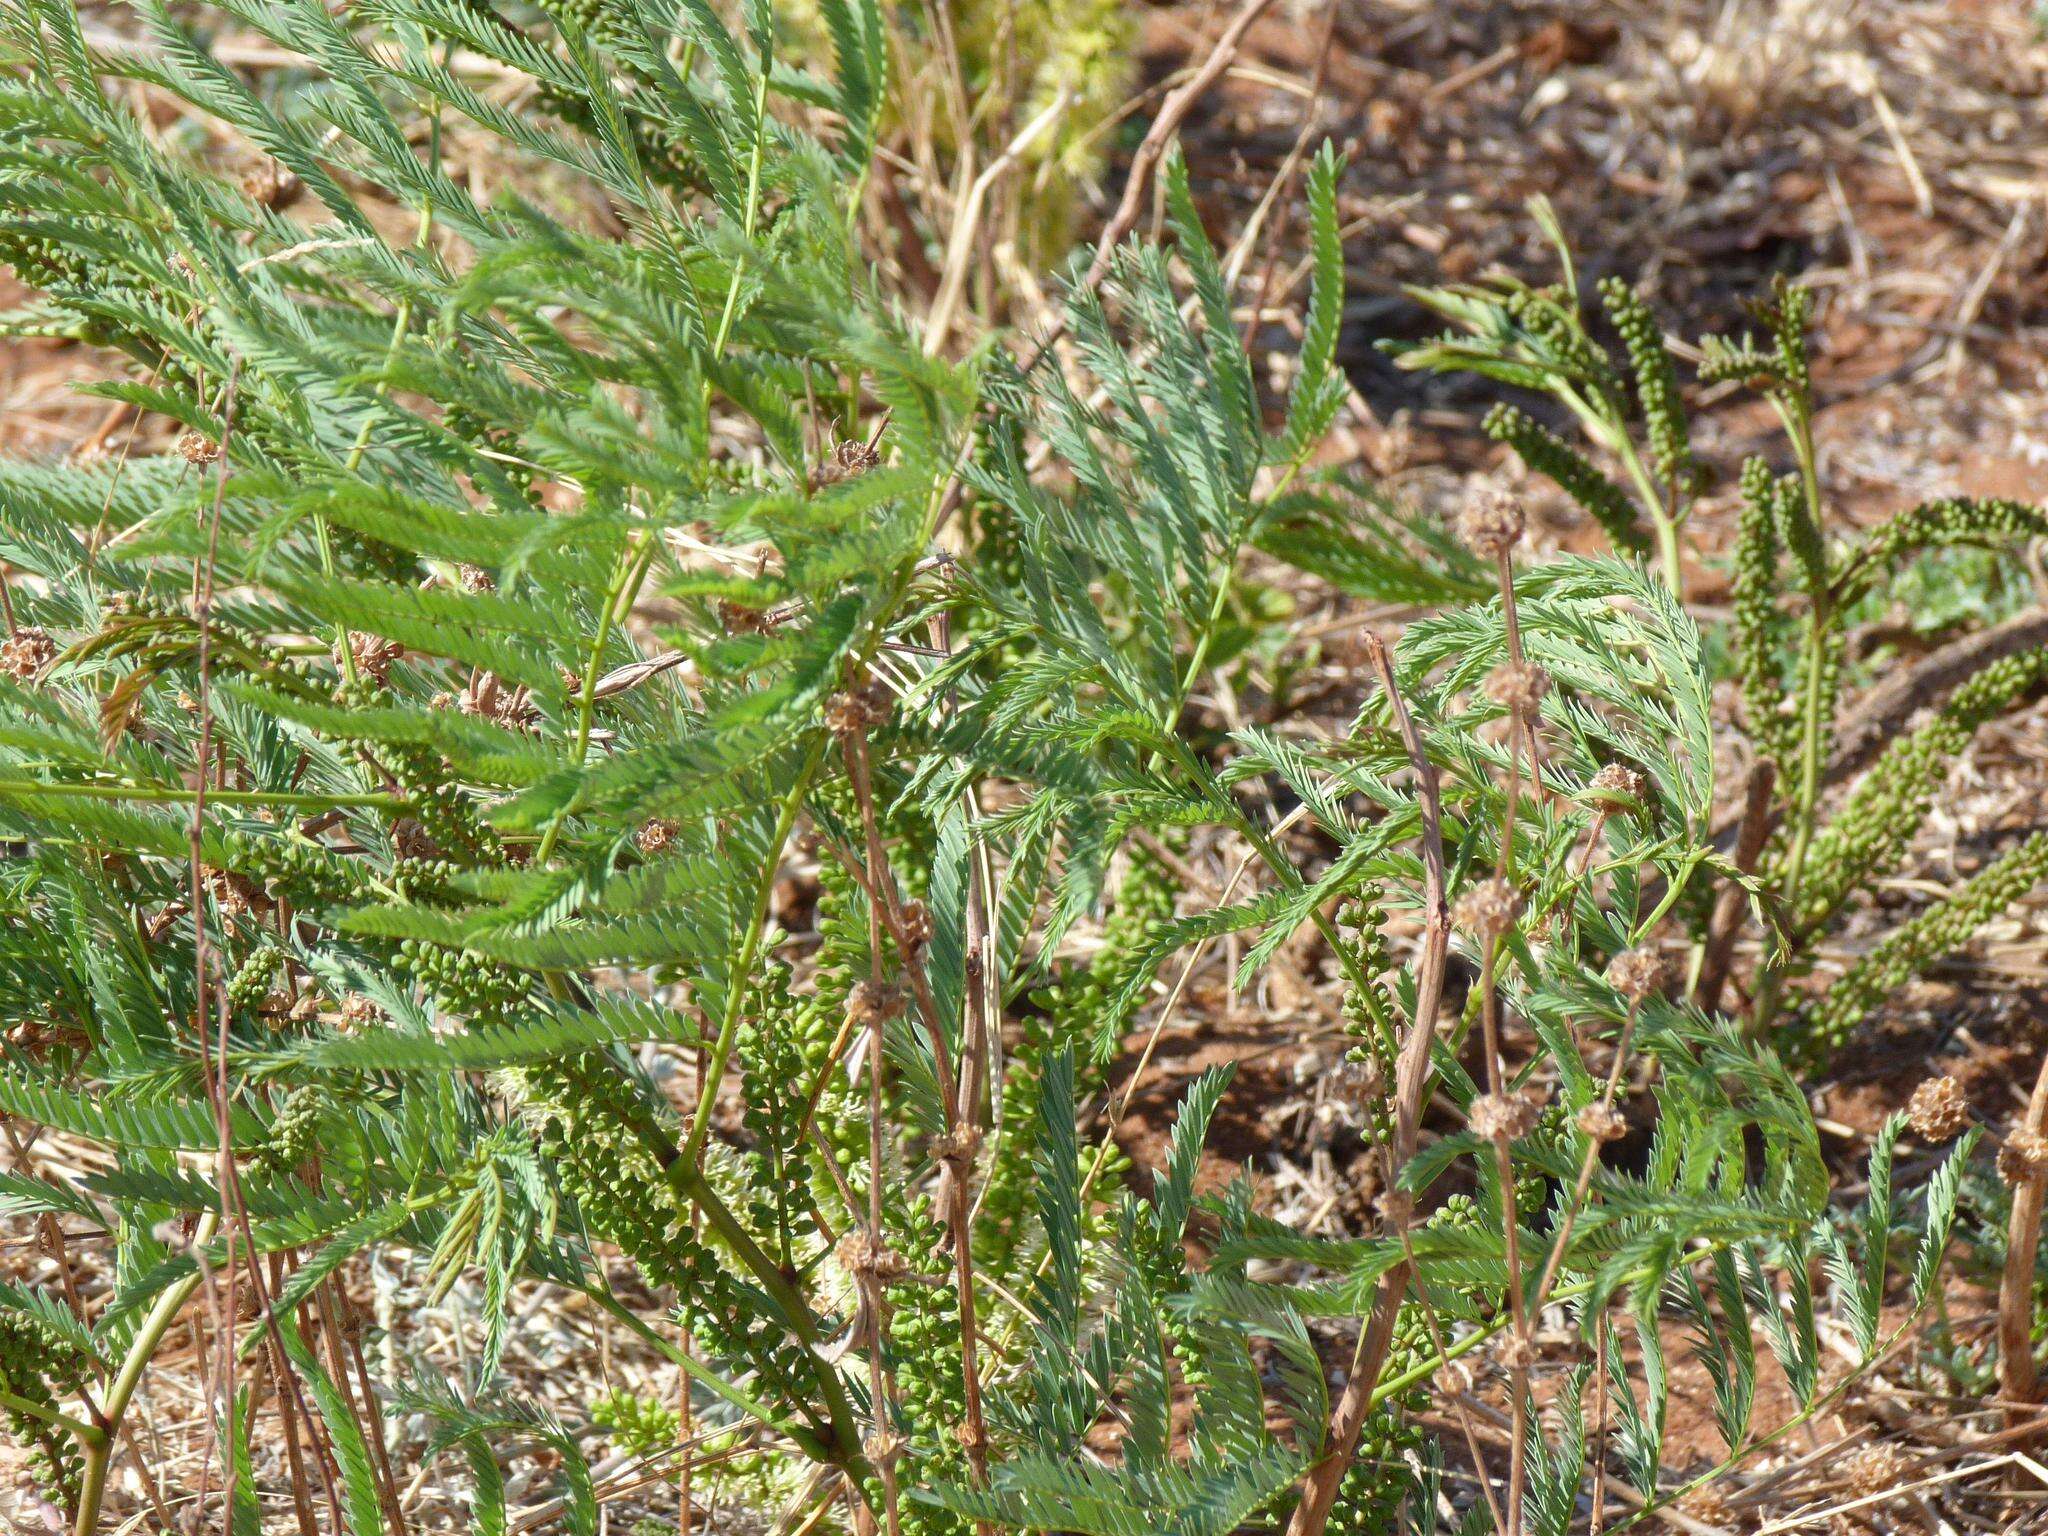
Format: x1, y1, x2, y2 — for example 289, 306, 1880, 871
840, 723, 991, 1499
1287, 633, 1450, 1536
1999, 1052, 2048, 1429
1697, 759, 1777, 1015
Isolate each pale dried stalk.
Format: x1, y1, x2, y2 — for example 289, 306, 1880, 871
1999, 1051, 2048, 1427
1286, 632, 1450, 1536
841, 725, 992, 1498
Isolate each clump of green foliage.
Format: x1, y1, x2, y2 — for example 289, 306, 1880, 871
0, 5, 2031, 1536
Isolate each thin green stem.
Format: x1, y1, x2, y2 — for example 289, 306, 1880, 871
73, 1213, 221, 1536
0, 780, 402, 810
679, 733, 830, 1168
710, 66, 773, 361
533, 535, 658, 865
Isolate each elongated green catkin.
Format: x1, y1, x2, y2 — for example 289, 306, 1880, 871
0, 1313, 86, 1517
1801, 829, 2048, 1054
1597, 277, 1692, 488
1847, 497, 2048, 595
1482, 403, 1644, 550
1733, 458, 1793, 763
1799, 646, 2048, 930
1766, 277, 1813, 402
523, 1061, 815, 1393
1504, 286, 1617, 389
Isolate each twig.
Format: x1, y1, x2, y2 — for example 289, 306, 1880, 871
1015, 0, 1279, 377
1696, 759, 1777, 1013
1286, 631, 1450, 1536
2000, 1052, 2048, 1429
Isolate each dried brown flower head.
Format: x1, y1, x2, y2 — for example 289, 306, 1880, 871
2000, 1129, 2048, 1186
809, 437, 881, 491
1842, 1442, 1908, 1501
1452, 877, 1524, 940
457, 564, 495, 593
458, 672, 538, 732
635, 818, 679, 856
1588, 763, 1648, 807
346, 633, 403, 685
1606, 948, 1665, 1002
0, 626, 58, 684
1468, 1091, 1541, 1145
1575, 1102, 1627, 1143
1482, 660, 1551, 717
898, 898, 933, 949
824, 678, 892, 737
835, 1231, 908, 1283
1372, 1188, 1414, 1227
1905, 1075, 1970, 1143
1457, 490, 1524, 558
845, 980, 901, 1027
390, 819, 443, 863
177, 431, 221, 465
241, 160, 303, 210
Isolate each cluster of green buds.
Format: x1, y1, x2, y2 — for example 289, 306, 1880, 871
394, 940, 527, 1028
0, 1311, 88, 1517
525, 1061, 817, 1392
1805, 830, 2048, 1053
1799, 645, 2048, 930
1481, 403, 1642, 551
1596, 277, 1692, 488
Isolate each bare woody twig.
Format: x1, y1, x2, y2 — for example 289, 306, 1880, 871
1015, 0, 1279, 377
1999, 1051, 2048, 1429
1287, 632, 1450, 1536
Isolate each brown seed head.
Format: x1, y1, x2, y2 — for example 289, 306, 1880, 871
845, 980, 901, 1027
824, 677, 892, 737
2000, 1129, 2048, 1186
809, 438, 881, 492
635, 818, 679, 856
1576, 1101, 1627, 1143
390, 819, 443, 863
1468, 1091, 1541, 1145
346, 633, 403, 685
241, 160, 303, 210
458, 672, 538, 731
1842, 1442, 1909, 1501
1372, 1188, 1414, 1228
1458, 490, 1525, 558
835, 1231, 908, 1283
1483, 660, 1551, 717
1606, 948, 1665, 1002
1452, 877, 1523, 940
899, 898, 933, 949
0, 626, 58, 684
1905, 1075, 1970, 1143
177, 432, 221, 466
1589, 763, 1648, 806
